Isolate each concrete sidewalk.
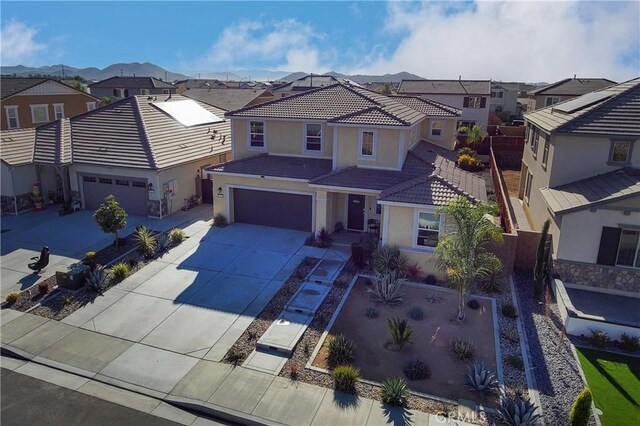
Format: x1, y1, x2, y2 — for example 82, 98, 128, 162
1, 310, 474, 425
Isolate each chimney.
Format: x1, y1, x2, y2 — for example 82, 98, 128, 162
574, 74, 576, 79
459, 75, 461, 81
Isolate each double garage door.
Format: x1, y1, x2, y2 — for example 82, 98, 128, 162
82, 175, 148, 216
233, 188, 312, 232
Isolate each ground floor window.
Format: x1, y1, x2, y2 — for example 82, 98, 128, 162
616, 229, 640, 268
416, 211, 440, 248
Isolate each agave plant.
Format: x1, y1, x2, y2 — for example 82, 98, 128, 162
327, 334, 356, 366
464, 361, 499, 393
373, 245, 409, 276
388, 317, 413, 350
381, 377, 409, 407
135, 226, 157, 257
496, 390, 541, 426
155, 233, 171, 252
367, 271, 405, 304
85, 268, 107, 295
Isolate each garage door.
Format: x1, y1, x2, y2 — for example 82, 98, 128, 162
82, 175, 148, 216
233, 188, 312, 232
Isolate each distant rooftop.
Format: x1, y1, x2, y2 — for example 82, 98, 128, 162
397, 79, 491, 95
528, 77, 616, 96
88, 76, 174, 89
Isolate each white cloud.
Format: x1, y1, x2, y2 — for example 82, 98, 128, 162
348, 1, 640, 82
0, 20, 46, 65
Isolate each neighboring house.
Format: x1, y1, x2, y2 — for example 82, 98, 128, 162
183, 88, 274, 111
397, 79, 491, 130
174, 79, 230, 93
271, 74, 355, 98
520, 77, 640, 294
207, 83, 486, 276
88, 76, 176, 99
1, 78, 99, 130
489, 82, 519, 118
526, 77, 616, 112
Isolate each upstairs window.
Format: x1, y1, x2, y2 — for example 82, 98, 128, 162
86, 102, 96, 111
5, 106, 19, 129
545, 96, 560, 107
53, 104, 65, 120
416, 212, 441, 248
610, 141, 632, 164
30, 104, 49, 123
358, 129, 376, 159
491, 91, 503, 98
616, 229, 640, 268
431, 121, 442, 137
464, 96, 486, 109
249, 121, 265, 148
140, 89, 150, 95
305, 123, 322, 152
541, 137, 550, 170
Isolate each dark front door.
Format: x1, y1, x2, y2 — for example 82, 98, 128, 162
347, 194, 365, 230
201, 179, 213, 204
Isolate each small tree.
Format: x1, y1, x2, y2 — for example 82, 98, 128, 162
93, 195, 127, 251
569, 387, 592, 426
379, 82, 393, 95
533, 219, 551, 300
466, 124, 487, 147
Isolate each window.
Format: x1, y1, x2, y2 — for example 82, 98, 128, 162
541, 137, 550, 169
616, 229, 640, 268
491, 91, 504, 99
358, 129, 376, 159
545, 96, 560, 107
431, 121, 442, 137
305, 123, 322, 151
132, 181, 146, 188
464, 96, 486, 109
468, 97, 481, 108
495, 106, 503, 113
524, 170, 533, 204
376, 203, 382, 215
83, 176, 96, 183
530, 127, 540, 159
140, 89, 150, 95
610, 141, 632, 163
114, 88, 127, 97
53, 104, 65, 120
416, 212, 441, 248
249, 121, 265, 148
5, 106, 19, 129
218, 153, 227, 163
30, 105, 49, 123
115, 179, 129, 186
162, 89, 170, 95
98, 178, 112, 184
456, 120, 476, 133
86, 102, 96, 111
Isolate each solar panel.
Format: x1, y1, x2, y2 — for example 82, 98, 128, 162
552, 91, 614, 114
152, 99, 223, 127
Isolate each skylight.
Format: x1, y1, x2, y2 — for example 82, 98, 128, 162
552, 91, 614, 114
152, 99, 223, 127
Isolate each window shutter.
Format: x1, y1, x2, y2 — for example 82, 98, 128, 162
463, 97, 469, 108
596, 227, 621, 266
480, 97, 487, 108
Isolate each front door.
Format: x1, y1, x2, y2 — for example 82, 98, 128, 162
347, 194, 365, 230
201, 178, 213, 204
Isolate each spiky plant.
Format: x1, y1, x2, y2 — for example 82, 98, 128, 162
169, 228, 185, 244
327, 334, 356, 367
365, 306, 378, 319
85, 268, 107, 295
155, 233, 171, 252
408, 306, 424, 320
479, 254, 505, 293
381, 377, 409, 407
373, 245, 409, 277
464, 361, 499, 393
367, 271, 405, 304
450, 338, 475, 361
388, 317, 413, 350
403, 359, 431, 381
332, 365, 360, 392
111, 262, 130, 279
496, 390, 541, 426
315, 227, 333, 248
135, 226, 157, 257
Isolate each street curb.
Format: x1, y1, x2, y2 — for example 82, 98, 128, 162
166, 395, 284, 426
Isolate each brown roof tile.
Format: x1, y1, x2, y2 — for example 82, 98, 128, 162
208, 154, 332, 180
0, 128, 35, 166
390, 96, 461, 117
398, 79, 491, 95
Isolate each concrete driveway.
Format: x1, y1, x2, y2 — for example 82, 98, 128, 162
61, 223, 313, 361
0, 205, 212, 298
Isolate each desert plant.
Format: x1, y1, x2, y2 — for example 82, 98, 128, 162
450, 338, 475, 361
225, 347, 244, 366
111, 262, 130, 279
435, 197, 503, 321
169, 228, 186, 244
408, 306, 424, 320
155, 233, 171, 252
327, 334, 356, 366
304, 233, 316, 246
505, 354, 524, 371
407, 263, 422, 279
424, 274, 437, 285
85, 251, 97, 270
501, 303, 518, 319
334, 275, 350, 288
127, 257, 138, 268
388, 317, 413, 350
403, 359, 431, 381
289, 364, 299, 380
37, 281, 49, 294
479, 255, 505, 293
93, 195, 127, 250
85, 268, 107, 295
5, 292, 19, 305
381, 377, 409, 407
365, 306, 378, 319
569, 387, 592, 426
533, 219, 551, 300
464, 361, 499, 393
467, 299, 480, 310
315, 227, 332, 248
135, 226, 157, 257
496, 390, 541, 426
619, 333, 640, 352
373, 245, 409, 276
303, 342, 310, 356
503, 328, 520, 344
589, 329, 610, 348
213, 213, 227, 227
368, 271, 405, 304
332, 365, 360, 392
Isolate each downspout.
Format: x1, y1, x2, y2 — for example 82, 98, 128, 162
8, 167, 18, 215
156, 172, 162, 220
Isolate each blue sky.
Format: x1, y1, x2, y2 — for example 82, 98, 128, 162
1, 1, 639, 82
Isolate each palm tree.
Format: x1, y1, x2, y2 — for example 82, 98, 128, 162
466, 124, 487, 147
435, 197, 503, 321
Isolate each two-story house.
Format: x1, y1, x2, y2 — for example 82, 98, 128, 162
397, 79, 491, 130
520, 77, 640, 294
183, 88, 274, 111
526, 77, 616, 112
489, 82, 520, 119
1, 78, 99, 130
88, 76, 176, 99
271, 74, 351, 98
207, 83, 487, 276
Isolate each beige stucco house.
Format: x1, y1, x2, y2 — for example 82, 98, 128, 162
207, 83, 487, 276
526, 77, 616, 112
520, 77, 640, 295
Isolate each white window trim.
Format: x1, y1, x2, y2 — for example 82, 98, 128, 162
30, 104, 49, 123
411, 208, 445, 252
162, 89, 170, 95
545, 96, 560, 107
468, 96, 482, 109
358, 129, 378, 160
541, 138, 550, 170
115, 88, 125, 98
524, 170, 533, 205
4, 105, 19, 129
303, 122, 323, 154
247, 120, 267, 151
615, 228, 640, 269
609, 140, 633, 164
430, 120, 443, 138
86, 102, 96, 111
53, 103, 65, 120
140, 89, 150, 95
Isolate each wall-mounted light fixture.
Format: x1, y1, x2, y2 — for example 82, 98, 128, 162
148, 183, 154, 193
217, 187, 224, 198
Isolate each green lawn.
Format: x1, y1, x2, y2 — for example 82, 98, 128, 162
576, 347, 640, 426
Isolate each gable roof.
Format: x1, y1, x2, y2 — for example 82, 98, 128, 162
183, 88, 272, 111
390, 96, 462, 117
175, 79, 229, 89
208, 153, 332, 180
529, 78, 616, 96
524, 77, 640, 136
88, 76, 174, 89
540, 168, 640, 215
34, 119, 72, 165
226, 83, 425, 127
272, 75, 342, 92
0, 128, 36, 166
1, 77, 96, 100
397, 79, 491, 95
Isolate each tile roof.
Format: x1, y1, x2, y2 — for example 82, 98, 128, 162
411, 140, 458, 163
378, 175, 470, 206
208, 154, 332, 180
183, 88, 272, 111
34, 119, 72, 165
175, 79, 229, 89
390, 96, 461, 117
272, 75, 342, 92
529, 78, 616, 96
226, 83, 425, 127
397, 79, 491, 95
0, 128, 35, 166
540, 168, 640, 215
1, 78, 49, 99
432, 155, 487, 202
88, 76, 175, 89
525, 78, 640, 136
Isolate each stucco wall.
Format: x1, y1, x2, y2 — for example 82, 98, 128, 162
158, 157, 221, 215
1, 163, 14, 195
520, 131, 554, 231
335, 126, 402, 170
3, 164, 38, 196
417, 94, 489, 130
419, 118, 457, 150
1, 93, 97, 130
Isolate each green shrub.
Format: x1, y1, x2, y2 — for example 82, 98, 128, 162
501, 303, 518, 319
365, 306, 378, 319
497, 390, 541, 426
620, 333, 640, 353
368, 271, 405, 304
464, 361, 499, 393
503, 328, 520, 344
169, 228, 186, 244
332, 365, 360, 392
315, 227, 332, 248
373, 245, 408, 276
457, 147, 477, 158
450, 338, 475, 361
135, 226, 157, 257
408, 306, 424, 320
213, 213, 227, 227
225, 347, 244, 366
403, 359, 430, 381
505, 354, 524, 371
589, 329, 610, 348
327, 334, 356, 367
569, 387, 592, 426
479, 255, 504, 293
6, 292, 19, 305
85, 268, 107, 294
37, 281, 49, 294
388, 317, 413, 350
381, 377, 409, 407
111, 262, 130, 279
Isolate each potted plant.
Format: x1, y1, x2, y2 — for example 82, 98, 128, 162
31, 183, 44, 211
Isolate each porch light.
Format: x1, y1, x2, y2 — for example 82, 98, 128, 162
148, 183, 154, 193
217, 187, 224, 198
